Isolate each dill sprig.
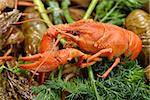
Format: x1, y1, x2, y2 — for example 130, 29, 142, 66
94, 60, 150, 100
32, 78, 95, 100
32, 60, 150, 100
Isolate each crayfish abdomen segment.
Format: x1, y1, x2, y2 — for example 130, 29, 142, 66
125, 30, 142, 60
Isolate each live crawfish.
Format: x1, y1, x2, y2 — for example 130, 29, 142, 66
19, 19, 142, 82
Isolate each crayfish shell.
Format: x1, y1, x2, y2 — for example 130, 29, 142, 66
0, 9, 21, 50
125, 9, 150, 67
145, 64, 150, 81
125, 9, 150, 35
140, 34, 150, 66
0, 0, 14, 11
143, 0, 150, 13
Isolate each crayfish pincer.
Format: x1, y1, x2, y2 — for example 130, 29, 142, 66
19, 48, 100, 72
39, 19, 142, 78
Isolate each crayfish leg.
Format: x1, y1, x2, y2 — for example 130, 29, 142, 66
80, 61, 98, 68
80, 58, 102, 68
19, 54, 42, 61
38, 72, 45, 84
19, 61, 41, 71
97, 57, 120, 78
87, 48, 112, 61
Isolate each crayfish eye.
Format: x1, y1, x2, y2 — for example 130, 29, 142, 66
72, 31, 80, 36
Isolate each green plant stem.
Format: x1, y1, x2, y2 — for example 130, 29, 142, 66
100, 0, 122, 22
83, 0, 98, 19
33, 0, 52, 26
57, 34, 66, 45
62, 0, 74, 23
88, 66, 101, 100
58, 65, 63, 80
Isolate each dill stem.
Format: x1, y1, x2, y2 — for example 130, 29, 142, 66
100, 0, 121, 22
88, 66, 101, 100
33, 0, 52, 26
83, 0, 98, 19
58, 65, 63, 80
62, 0, 74, 23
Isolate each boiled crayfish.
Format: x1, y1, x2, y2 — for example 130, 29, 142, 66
19, 19, 142, 81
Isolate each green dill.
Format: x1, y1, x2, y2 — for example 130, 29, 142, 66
61, 0, 74, 23
32, 61, 150, 100
46, 0, 63, 24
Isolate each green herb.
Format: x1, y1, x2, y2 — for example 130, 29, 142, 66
46, 0, 63, 24
32, 60, 150, 99
95, 0, 148, 26
0, 65, 5, 73
33, 0, 52, 26
83, 0, 98, 19
32, 78, 95, 100
88, 66, 101, 100
61, 0, 74, 23
0, 63, 28, 74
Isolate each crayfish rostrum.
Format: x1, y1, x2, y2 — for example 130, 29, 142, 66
19, 19, 142, 83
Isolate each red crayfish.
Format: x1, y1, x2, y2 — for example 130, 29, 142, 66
19, 19, 142, 82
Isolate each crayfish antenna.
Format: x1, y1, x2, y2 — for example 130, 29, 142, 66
15, 0, 34, 9
0, 47, 13, 65
0, 56, 13, 60
14, 18, 49, 25
18, 1, 34, 7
